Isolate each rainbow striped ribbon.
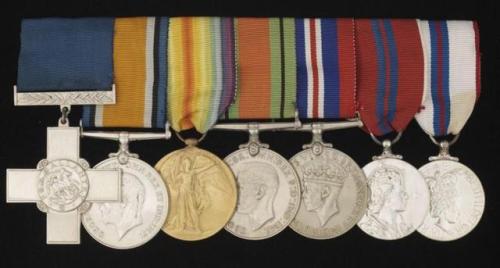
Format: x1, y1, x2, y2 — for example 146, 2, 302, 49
415, 20, 480, 136
356, 19, 425, 136
225, 17, 356, 120
168, 17, 236, 132
83, 17, 236, 132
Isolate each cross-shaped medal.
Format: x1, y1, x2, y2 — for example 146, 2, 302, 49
6, 127, 121, 244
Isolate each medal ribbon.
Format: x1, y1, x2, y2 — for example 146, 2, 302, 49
84, 17, 169, 128
17, 18, 114, 91
168, 17, 236, 132
83, 17, 236, 131
415, 20, 480, 136
356, 19, 424, 136
296, 18, 356, 119
225, 18, 355, 120
225, 18, 296, 119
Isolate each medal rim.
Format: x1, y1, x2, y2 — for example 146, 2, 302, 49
357, 158, 430, 241
82, 157, 169, 249
223, 147, 301, 240
416, 159, 485, 242
155, 146, 238, 241
288, 147, 369, 240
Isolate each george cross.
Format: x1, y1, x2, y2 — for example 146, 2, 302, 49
6, 127, 121, 244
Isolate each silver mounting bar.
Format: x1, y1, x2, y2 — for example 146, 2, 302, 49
212, 121, 301, 132
80, 123, 171, 164
212, 121, 301, 157
289, 119, 363, 132
81, 131, 170, 142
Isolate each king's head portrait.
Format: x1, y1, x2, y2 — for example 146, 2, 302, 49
236, 162, 279, 231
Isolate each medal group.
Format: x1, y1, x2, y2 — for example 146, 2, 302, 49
6, 17, 485, 249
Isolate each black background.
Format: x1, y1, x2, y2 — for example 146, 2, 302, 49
1, 0, 499, 267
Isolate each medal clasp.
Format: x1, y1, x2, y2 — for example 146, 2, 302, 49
429, 140, 459, 162
370, 132, 403, 160
302, 123, 332, 156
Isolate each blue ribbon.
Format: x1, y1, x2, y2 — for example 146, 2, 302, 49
17, 18, 114, 92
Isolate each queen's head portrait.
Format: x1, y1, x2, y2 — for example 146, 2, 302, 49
363, 166, 410, 238
427, 170, 460, 233
302, 162, 347, 227
236, 162, 279, 231
98, 173, 146, 240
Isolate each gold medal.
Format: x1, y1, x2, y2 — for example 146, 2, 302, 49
155, 139, 237, 241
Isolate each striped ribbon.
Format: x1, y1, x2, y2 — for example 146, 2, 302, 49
226, 18, 296, 119
356, 19, 424, 136
226, 17, 356, 120
83, 17, 169, 128
415, 20, 480, 136
168, 17, 236, 132
296, 18, 356, 119
83, 17, 236, 132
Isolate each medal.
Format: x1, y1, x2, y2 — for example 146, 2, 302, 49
7, 18, 121, 245
218, 123, 301, 240
415, 20, 484, 241
284, 18, 369, 240
81, 131, 170, 249
289, 122, 369, 239
219, 18, 310, 239
153, 17, 238, 241
156, 139, 237, 241
358, 137, 431, 240
79, 17, 177, 247
355, 19, 430, 240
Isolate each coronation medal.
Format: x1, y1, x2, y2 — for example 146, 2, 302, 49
7, 18, 121, 245
355, 19, 430, 240
81, 131, 170, 249
357, 135, 430, 240
415, 20, 484, 241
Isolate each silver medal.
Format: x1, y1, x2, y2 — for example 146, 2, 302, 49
224, 148, 301, 240
6, 124, 121, 244
220, 123, 301, 240
358, 138, 430, 240
82, 158, 168, 249
81, 132, 169, 249
288, 122, 369, 239
417, 141, 485, 241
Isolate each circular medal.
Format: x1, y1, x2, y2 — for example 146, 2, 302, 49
224, 148, 301, 240
417, 160, 485, 241
358, 158, 430, 240
289, 148, 369, 239
82, 157, 169, 249
155, 145, 237, 241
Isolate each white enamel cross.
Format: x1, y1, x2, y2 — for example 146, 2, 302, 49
6, 127, 121, 244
